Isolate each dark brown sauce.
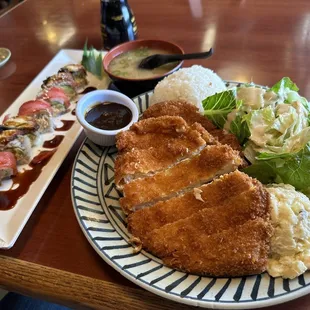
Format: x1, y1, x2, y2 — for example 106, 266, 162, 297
71, 109, 76, 115
43, 135, 64, 148
85, 102, 132, 131
80, 86, 97, 95
0, 150, 56, 211
55, 120, 75, 131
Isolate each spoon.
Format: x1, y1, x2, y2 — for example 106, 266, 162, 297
0, 48, 11, 68
139, 48, 213, 70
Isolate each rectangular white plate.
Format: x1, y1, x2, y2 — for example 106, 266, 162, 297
0, 49, 109, 249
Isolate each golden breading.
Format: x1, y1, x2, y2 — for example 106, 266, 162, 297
115, 118, 218, 187
142, 100, 217, 132
142, 100, 241, 151
142, 182, 270, 255
120, 144, 243, 214
127, 171, 257, 242
161, 219, 273, 277
116, 115, 207, 153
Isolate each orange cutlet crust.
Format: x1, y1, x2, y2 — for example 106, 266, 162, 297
162, 219, 273, 277
120, 144, 242, 214
142, 100, 241, 151
142, 182, 270, 256
127, 171, 257, 242
114, 118, 218, 186
116, 116, 188, 152
142, 100, 217, 132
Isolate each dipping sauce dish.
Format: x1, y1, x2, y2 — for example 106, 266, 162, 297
76, 90, 139, 146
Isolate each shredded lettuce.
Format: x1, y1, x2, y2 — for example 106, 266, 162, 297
81, 41, 104, 79
202, 77, 310, 194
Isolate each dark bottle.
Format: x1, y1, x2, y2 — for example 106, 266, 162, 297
101, 0, 138, 50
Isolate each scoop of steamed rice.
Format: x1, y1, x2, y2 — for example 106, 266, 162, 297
151, 65, 226, 113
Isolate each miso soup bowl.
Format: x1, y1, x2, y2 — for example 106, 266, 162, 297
103, 39, 184, 95
76, 90, 139, 146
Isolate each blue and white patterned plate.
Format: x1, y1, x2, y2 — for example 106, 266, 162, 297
71, 84, 310, 309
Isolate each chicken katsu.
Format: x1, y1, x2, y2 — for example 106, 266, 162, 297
141, 181, 270, 251
142, 100, 241, 151
120, 144, 243, 214
115, 116, 218, 187
153, 219, 273, 277
128, 171, 258, 242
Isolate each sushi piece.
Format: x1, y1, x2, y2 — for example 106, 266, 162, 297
42, 72, 77, 99
0, 152, 17, 182
0, 130, 32, 164
58, 64, 88, 91
37, 87, 70, 116
3, 115, 41, 146
18, 100, 54, 133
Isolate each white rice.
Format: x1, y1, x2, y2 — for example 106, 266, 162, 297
151, 65, 226, 113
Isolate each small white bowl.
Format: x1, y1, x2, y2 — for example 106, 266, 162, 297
76, 90, 139, 146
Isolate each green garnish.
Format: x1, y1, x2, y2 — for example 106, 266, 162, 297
81, 40, 104, 79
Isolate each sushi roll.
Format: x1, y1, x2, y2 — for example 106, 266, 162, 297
59, 64, 88, 91
18, 100, 54, 133
3, 115, 41, 146
0, 152, 17, 182
0, 130, 32, 165
42, 72, 77, 99
37, 87, 70, 116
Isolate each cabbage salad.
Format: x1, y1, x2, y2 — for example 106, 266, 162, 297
202, 78, 310, 195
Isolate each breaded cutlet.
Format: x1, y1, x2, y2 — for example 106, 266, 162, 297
160, 219, 273, 277
142, 100, 217, 132
127, 171, 257, 242
141, 182, 270, 256
120, 144, 243, 214
115, 118, 218, 187
142, 100, 241, 151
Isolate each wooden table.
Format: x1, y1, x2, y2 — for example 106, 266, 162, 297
1, 0, 310, 309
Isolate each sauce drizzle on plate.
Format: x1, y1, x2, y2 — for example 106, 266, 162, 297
0, 150, 56, 210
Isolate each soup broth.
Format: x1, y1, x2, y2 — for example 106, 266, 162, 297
108, 47, 177, 79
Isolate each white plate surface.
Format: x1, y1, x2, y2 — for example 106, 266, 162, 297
71, 86, 310, 309
0, 49, 109, 249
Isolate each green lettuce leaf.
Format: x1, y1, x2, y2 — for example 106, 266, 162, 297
81, 41, 104, 79
229, 114, 250, 144
271, 77, 299, 94
243, 143, 310, 194
202, 89, 237, 128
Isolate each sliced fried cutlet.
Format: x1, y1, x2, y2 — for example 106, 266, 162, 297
141, 183, 270, 255
116, 116, 206, 153
142, 100, 241, 151
120, 144, 243, 214
142, 100, 217, 132
161, 219, 273, 277
128, 171, 258, 241
115, 119, 217, 187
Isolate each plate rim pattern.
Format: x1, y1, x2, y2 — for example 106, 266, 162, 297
71, 82, 310, 309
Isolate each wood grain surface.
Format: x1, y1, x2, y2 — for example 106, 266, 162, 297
0, 255, 193, 310
1, 0, 310, 308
